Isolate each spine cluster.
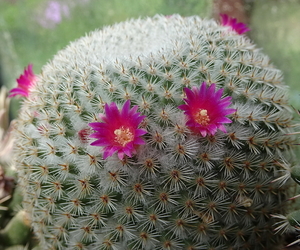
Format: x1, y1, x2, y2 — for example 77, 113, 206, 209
13, 15, 297, 250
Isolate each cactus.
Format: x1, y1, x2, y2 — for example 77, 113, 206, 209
13, 15, 298, 249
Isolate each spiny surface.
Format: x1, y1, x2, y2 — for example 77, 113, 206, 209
14, 15, 296, 250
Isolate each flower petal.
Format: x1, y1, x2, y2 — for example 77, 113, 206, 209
179, 82, 235, 136
89, 101, 147, 160
220, 13, 250, 35
9, 64, 37, 98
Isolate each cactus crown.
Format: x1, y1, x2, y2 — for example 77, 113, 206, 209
14, 15, 296, 250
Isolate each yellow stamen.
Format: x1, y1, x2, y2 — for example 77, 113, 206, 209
114, 127, 134, 146
194, 109, 210, 125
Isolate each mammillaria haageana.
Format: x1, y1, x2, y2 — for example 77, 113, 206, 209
12, 14, 300, 249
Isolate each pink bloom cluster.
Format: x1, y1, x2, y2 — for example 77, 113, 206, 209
89, 100, 147, 160
220, 13, 250, 34
9, 64, 37, 98
178, 82, 236, 137
90, 83, 235, 159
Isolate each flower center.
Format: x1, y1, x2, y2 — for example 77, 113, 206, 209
114, 126, 134, 146
194, 109, 210, 126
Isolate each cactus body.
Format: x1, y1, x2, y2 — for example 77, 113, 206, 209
14, 15, 296, 249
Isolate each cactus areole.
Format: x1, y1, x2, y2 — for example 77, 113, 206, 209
14, 15, 297, 249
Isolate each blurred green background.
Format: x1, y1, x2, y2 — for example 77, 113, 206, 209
0, 0, 300, 116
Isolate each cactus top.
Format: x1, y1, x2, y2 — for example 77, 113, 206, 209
14, 15, 296, 250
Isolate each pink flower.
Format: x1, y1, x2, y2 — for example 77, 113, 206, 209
178, 82, 236, 137
220, 13, 250, 34
9, 64, 37, 98
89, 100, 147, 160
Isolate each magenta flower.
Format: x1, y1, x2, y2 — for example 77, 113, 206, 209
89, 100, 147, 160
220, 13, 250, 34
178, 82, 236, 137
9, 64, 37, 98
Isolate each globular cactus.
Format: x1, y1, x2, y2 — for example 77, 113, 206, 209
13, 15, 298, 249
